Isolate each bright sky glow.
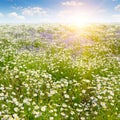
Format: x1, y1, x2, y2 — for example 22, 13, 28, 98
0, 0, 120, 23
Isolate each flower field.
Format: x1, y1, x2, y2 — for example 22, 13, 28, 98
0, 24, 120, 120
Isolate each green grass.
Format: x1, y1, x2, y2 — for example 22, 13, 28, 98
0, 24, 120, 120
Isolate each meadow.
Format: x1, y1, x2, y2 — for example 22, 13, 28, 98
0, 24, 120, 120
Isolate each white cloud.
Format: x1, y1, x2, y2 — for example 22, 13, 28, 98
58, 9, 93, 23
0, 13, 4, 17
12, 6, 23, 10
62, 1, 84, 6
112, 14, 120, 19
112, 14, 120, 22
8, 12, 25, 20
58, 9, 90, 18
58, 10, 73, 17
115, 4, 120, 11
22, 7, 47, 16
97, 9, 107, 13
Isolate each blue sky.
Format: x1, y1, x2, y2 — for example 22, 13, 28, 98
0, 0, 120, 23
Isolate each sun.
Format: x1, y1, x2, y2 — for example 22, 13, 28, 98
60, 11, 92, 26
70, 13, 92, 26
71, 17, 89, 26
